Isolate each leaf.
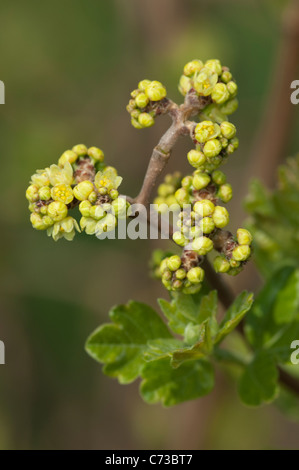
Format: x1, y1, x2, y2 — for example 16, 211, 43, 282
273, 269, 299, 324
85, 301, 171, 384
214, 291, 253, 344
238, 351, 279, 406
140, 357, 214, 406
145, 320, 212, 368
245, 266, 295, 349
158, 290, 218, 336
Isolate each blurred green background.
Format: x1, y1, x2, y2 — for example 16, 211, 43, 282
1, 0, 299, 450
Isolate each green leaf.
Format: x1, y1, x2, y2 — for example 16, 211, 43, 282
145, 320, 212, 368
140, 357, 214, 406
245, 266, 295, 349
273, 269, 299, 324
214, 291, 253, 344
158, 290, 218, 336
85, 301, 171, 384
238, 351, 279, 406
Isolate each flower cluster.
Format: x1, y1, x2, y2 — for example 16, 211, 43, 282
127, 80, 167, 129
159, 251, 205, 295
26, 145, 129, 241
213, 229, 253, 276
178, 59, 238, 122
152, 59, 252, 292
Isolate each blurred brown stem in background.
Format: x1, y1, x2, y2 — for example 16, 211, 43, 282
248, 0, 299, 187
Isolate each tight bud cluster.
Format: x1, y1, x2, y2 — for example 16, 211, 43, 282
159, 251, 204, 294
26, 145, 129, 241
213, 228, 252, 276
178, 59, 238, 122
127, 80, 167, 129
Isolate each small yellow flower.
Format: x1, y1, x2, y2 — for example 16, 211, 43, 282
94, 167, 122, 192
47, 162, 73, 186
51, 184, 74, 204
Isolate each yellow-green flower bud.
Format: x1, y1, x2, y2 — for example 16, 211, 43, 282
213, 256, 230, 273
232, 245, 251, 261
195, 121, 220, 143
30, 213, 47, 230
205, 59, 222, 75
192, 172, 211, 190
138, 79, 151, 91
73, 181, 94, 201
26, 184, 39, 202
138, 112, 155, 128
131, 110, 141, 120
110, 189, 119, 200
79, 200, 92, 217
237, 228, 253, 246
211, 83, 229, 104
221, 71, 232, 83
88, 147, 104, 162
227, 143, 236, 154
47, 201, 68, 222
88, 191, 97, 203
176, 269, 187, 280
192, 236, 213, 255
135, 93, 149, 108
181, 176, 193, 188
212, 170, 226, 185
72, 144, 88, 156
220, 137, 228, 149
172, 231, 188, 247
38, 186, 51, 201
218, 183, 233, 202
131, 89, 139, 99
51, 184, 74, 204
227, 81, 238, 96
90, 205, 106, 220
178, 75, 192, 96
231, 137, 239, 149
193, 67, 218, 96
203, 139, 222, 158
126, 99, 136, 113
162, 269, 172, 282
167, 255, 181, 271
58, 150, 78, 167
220, 121, 236, 139
183, 60, 203, 76
40, 205, 48, 215
199, 217, 215, 234
220, 98, 238, 115
212, 206, 229, 228
131, 117, 143, 129
187, 149, 206, 168
112, 197, 127, 217
175, 187, 190, 205
160, 258, 169, 273
194, 199, 215, 217
187, 266, 205, 284
145, 81, 167, 101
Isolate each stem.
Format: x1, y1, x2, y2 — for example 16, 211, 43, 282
133, 92, 208, 206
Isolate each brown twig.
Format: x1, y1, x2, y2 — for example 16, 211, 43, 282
133, 91, 207, 206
